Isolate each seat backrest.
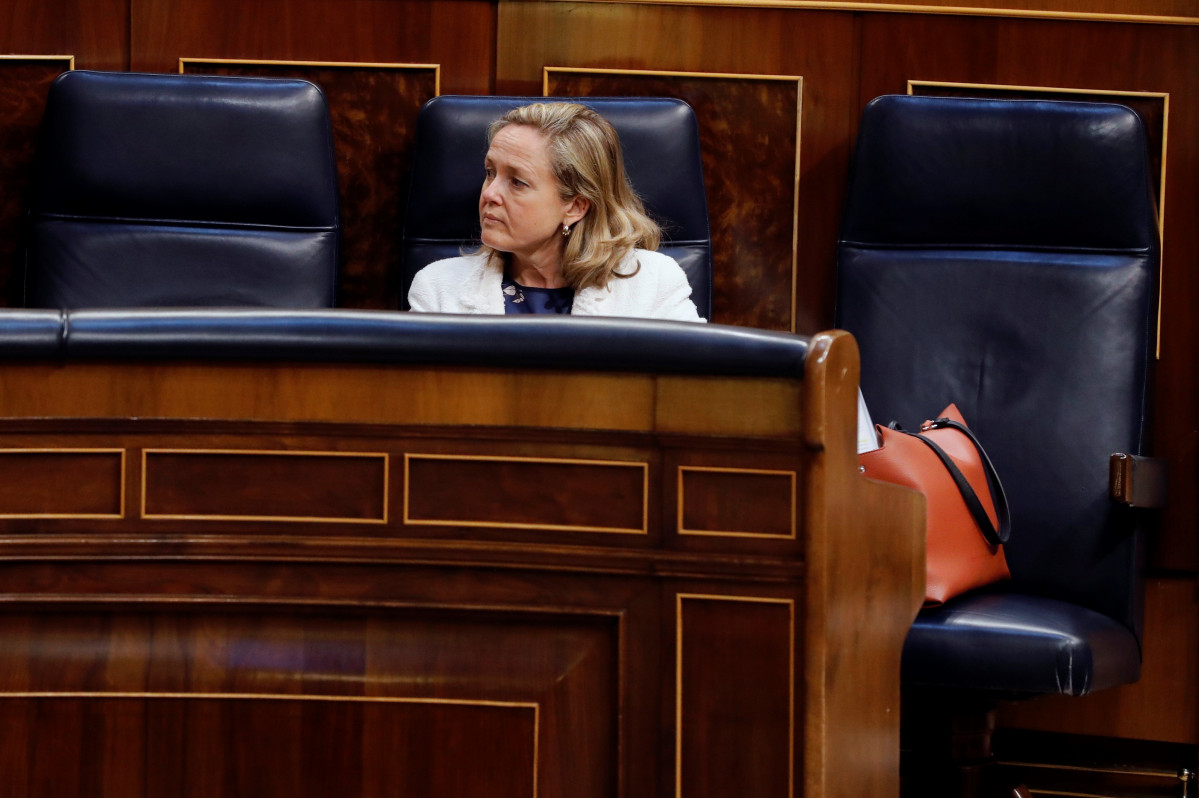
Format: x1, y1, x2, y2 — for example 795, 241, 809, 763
835, 95, 1159, 639
400, 95, 712, 318
26, 70, 340, 309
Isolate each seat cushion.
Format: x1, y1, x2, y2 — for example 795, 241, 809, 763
901, 592, 1142, 696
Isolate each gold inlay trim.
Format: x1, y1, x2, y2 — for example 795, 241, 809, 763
0, 691, 536, 710
536, 1, 1198, 26
544, 66, 804, 332
677, 466, 797, 539
180, 57, 442, 96
404, 453, 649, 535
0, 448, 125, 520
1, 691, 538, 796
141, 449, 390, 524
997, 759, 1185, 779
908, 80, 1170, 357
675, 593, 795, 798
0, 54, 76, 69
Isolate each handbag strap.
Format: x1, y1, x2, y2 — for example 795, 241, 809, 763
892, 418, 1011, 546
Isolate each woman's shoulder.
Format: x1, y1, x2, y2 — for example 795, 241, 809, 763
619, 248, 689, 287
628, 248, 679, 269
613, 247, 681, 277
420, 251, 489, 277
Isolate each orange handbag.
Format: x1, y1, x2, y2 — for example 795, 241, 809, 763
859, 403, 1011, 606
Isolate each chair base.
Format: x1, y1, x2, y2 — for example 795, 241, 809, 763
993, 729, 1197, 798
902, 690, 1197, 798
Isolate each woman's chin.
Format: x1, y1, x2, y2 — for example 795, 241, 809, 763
479, 231, 507, 251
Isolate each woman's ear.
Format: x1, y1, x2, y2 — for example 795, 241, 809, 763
564, 195, 590, 227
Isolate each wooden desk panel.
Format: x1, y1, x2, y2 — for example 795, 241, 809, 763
0, 330, 923, 798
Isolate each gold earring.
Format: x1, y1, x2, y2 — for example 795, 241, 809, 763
562, 223, 571, 237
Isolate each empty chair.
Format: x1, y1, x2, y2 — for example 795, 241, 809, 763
25, 70, 340, 308
400, 95, 713, 319
836, 94, 1162, 792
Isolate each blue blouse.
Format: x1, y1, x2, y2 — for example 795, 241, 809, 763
502, 278, 574, 315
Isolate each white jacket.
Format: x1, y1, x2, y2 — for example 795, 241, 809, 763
408, 250, 705, 322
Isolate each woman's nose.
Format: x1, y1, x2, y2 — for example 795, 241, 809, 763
481, 181, 501, 205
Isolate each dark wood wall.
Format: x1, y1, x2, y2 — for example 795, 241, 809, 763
2, 0, 1197, 746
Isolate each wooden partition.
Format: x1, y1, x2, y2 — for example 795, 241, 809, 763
1, 0, 1197, 753
0, 330, 923, 798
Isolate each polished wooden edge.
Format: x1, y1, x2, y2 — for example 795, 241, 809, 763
544, 65, 804, 84
0, 540, 804, 584
801, 330, 858, 453
402, 453, 650, 535
0, 448, 125, 520
908, 79, 1170, 100
543, 66, 804, 332
676, 465, 798, 539
0, 362, 802, 437
140, 448, 390, 525
0, 691, 540, 709
0, 594, 634, 621
179, 57, 443, 96
525, 0, 1199, 26
792, 79, 804, 334
675, 593, 796, 798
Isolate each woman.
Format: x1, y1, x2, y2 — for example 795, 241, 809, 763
407, 102, 704, 322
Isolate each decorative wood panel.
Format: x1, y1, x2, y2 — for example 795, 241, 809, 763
0, 326, 920, 798
678, 466, 796, 539
131, 0, 494, 93
497, 2, 860, 339
0, 607, 617, 798
404, 453, 649, 534
676, 594, 795, 797
142, 449, 388, 523
545, 67, 802, 331
0, 696, 537, 797
0, 449, 122, 519
0, 0, 128, 70
530, 0, 1199, 23
180, 59, 438, 310
0, 56, 73, 307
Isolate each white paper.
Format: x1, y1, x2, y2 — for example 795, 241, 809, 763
856, 389, 881, 454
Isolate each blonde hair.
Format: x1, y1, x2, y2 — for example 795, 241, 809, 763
480, 102, 661, 292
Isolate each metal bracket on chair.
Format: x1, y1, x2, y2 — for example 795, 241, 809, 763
1109, 453, 1168, 508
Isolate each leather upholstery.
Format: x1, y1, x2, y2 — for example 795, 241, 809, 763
26, 70, 340, 309
0, 307, 805, 375
61, 309, 807, 375
0, 309, 66, 357
401, 95, 713, 318
836, 95, 1159, 695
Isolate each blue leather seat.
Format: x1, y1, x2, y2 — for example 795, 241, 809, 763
25, 70, 340, 309
400, 95, 713, 319
836, 95, 1160, 699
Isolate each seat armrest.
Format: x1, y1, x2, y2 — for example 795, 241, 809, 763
1109, 453, 1168, 508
